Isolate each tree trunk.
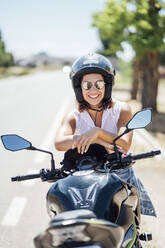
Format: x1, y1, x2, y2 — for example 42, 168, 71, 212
131, 59, 140, 100
140, 51, 159, 112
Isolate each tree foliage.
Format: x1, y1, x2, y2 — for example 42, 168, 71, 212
92, 0, 165, 112
92, 0, 165, 58
0, 30, 14, 67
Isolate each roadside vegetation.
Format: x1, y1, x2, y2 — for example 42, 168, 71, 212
92, 0, 165, 112
0, 66, 34, 79
0, 30, 15, 78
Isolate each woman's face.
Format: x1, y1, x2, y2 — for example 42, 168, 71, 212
81, 73, 105, 108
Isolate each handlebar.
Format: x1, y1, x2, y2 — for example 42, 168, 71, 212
107, 150, 161, 170
11, 150, 161, 182
131, 150, 161, 160
11, 173, 40, 182
11, 168, 65, 182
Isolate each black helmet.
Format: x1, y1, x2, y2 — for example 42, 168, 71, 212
70, 53, 115, 109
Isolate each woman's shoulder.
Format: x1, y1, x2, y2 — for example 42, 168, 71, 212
71, 108, 81, 120
120, 101, 132, 114
111, 99, 131, 112
61, 109, 77, 126
71, 108, 89, 120
107, 99, 132, 125
117, 101, 132, 125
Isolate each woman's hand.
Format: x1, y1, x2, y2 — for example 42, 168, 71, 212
96, 138, 114, 154
72, 127, 126, 154
72, 127, 100, 154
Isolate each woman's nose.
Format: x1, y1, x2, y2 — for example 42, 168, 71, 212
89, 84, 98, 91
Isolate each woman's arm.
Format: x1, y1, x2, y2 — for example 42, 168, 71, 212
98, 102, 133, 152
54, 113, 77, 151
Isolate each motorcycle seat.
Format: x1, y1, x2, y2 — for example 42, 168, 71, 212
51, 209, 96, 222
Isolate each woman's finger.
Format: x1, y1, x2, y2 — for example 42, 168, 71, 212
84, 139, 92, 153
77, 136, 87, 154
72, 135, 81, 149
80, 137, 90, 154
80, 138, 89, 154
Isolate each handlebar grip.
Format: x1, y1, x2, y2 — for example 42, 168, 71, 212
11, 173, 40, 182
132, 150, 161, 160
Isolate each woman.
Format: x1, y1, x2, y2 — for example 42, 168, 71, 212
55, 53, 156, 217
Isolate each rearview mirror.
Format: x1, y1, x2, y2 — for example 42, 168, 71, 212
126, 108, 152, 130
1, 134, 32, 151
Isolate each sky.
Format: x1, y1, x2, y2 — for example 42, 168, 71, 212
0, 0, 109, 59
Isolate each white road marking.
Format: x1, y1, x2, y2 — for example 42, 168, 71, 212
34, 97, 70, 163
1, 197, 27, 226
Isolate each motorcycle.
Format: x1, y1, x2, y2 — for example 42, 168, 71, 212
1, 108, 161, 248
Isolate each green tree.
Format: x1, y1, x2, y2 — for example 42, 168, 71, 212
92, 0, 165, 112
0, 30, 14, 67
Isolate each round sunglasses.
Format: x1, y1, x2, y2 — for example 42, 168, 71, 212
81, 80, 105, 91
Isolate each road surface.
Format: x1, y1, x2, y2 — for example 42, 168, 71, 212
0, 70, 164, 247
0, 71, 73, 247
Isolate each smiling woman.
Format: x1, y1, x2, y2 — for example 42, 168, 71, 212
54, 52, 157, 218
55, 53, 131, 153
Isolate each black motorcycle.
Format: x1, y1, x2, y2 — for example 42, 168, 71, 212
1, 108, 161, 248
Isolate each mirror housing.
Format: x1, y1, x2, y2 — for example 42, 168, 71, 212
1, 134, 32, 151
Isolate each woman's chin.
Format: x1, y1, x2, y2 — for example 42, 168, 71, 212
89, 102, 102, 109
87, 97, 102, 106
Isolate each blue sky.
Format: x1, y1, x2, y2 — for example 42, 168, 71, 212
0, 0, 108, 59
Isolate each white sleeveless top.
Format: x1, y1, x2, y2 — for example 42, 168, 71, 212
73, 100, 122, 135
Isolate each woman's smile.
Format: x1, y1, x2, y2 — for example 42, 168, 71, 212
88, 94, 100, 99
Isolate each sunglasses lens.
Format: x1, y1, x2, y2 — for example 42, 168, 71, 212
82, 81, 92, 90
95, 80, 105, 90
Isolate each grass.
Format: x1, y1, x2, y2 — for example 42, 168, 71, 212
0, 65, 63, 79
0, 66, 34, 79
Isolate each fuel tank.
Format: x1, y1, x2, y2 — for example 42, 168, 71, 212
47, 170, 124, 219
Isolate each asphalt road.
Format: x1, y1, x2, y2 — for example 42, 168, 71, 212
0, 71, 164, 248
0, 70, 74, 248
